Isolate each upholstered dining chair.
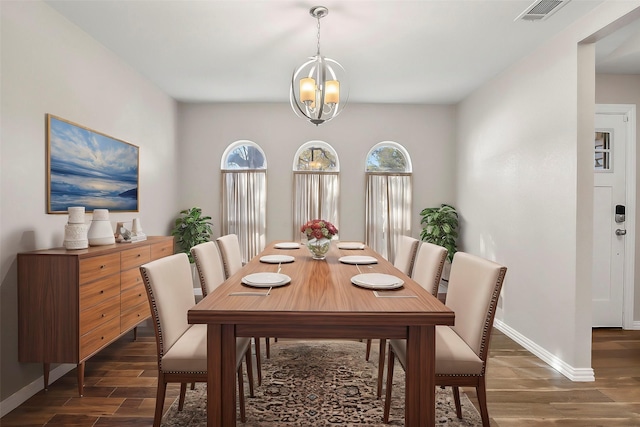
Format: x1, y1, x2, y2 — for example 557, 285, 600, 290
216, 233, 244, 279
393, 235, 420, 276
216, 233, 272, 361
383, 252, 507, 426
374, 242, 448, 398
365, 235, 420, 362
191, 240, 262, 385
140, 253, 254, 427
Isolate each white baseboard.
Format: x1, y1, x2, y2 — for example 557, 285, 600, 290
0, 363, 75, 418
494, 319, 595, 382
631, 320, 640, 330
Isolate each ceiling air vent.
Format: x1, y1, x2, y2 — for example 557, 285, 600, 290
515, 0, 570, 22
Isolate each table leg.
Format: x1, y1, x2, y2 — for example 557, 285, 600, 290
405, 325, 435, 427
206, 324, 237, 427
207, 325, 222, 427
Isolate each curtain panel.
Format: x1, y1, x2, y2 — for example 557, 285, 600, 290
365, 173, 412, 263
293, 171, 340, 241
221, 170, 266, 263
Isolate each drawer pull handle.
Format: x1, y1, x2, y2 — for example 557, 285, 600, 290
100, 290, 104, 294
138, 293, 142, 297
101, 314, 105, 318
137, 254, 141, 257
101, 336, 104, 340
137, 314, 141, 317
100, 265, 105, 269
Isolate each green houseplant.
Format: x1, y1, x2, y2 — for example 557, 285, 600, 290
171, 207, 213, 263
419, 203, 459, 263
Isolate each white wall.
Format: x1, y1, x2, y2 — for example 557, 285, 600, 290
595, 74, 640, 320
0, 0, 178, 408
177, 102, 457, 243
456, 2, 640, 380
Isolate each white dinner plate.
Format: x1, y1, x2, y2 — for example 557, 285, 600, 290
260, 255, 295, 264
242, 272, 291, 288
351, 273, 404, 290
337, 242, 365, 250
274, 242, 301, 249
338, 255, 378, 265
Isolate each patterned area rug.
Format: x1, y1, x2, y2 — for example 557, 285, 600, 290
162, 340, 482, 426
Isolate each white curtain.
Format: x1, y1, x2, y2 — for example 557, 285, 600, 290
293, 172, 340, 241
221, 170, 266, 263
365, 173, 412, 262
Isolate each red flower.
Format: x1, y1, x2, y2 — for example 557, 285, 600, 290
301, 219, 338, 240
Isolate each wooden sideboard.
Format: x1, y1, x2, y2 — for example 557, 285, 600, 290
18, 236, 174, 396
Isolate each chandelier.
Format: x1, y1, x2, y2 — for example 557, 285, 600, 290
290, 6, 348, 126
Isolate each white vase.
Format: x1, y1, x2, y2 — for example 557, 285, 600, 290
88, 209, 116, 246
64, 223, 89, 250
64, 206, 88, 250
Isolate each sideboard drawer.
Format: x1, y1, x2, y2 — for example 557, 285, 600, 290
120, 300, 150, 333
121, 266, 144, 290
121, 246, 150, 271
79, 275, 120, 310
79, 253, 120, 285
151, 239, 174, 261
80, 295, 120, 336
80, 316, 120, 360
121, 280, 147, 311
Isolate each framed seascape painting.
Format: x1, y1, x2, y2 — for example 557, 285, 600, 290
46, 114, 139, 213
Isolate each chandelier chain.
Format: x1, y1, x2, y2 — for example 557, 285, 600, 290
316, 17, 321, 56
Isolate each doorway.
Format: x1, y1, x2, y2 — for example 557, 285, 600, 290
592, 104, 636, 329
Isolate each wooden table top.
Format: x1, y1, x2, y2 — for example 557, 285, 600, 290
188, 241, 454, 328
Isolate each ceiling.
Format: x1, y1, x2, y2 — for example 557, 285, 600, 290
45, 0, 640, 105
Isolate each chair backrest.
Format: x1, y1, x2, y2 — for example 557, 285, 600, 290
191, 241, 226, 297
445, 252, 507, 362
393, 235, 420, 276
140, 253, 195, 357
411, 242, 448, 296
216, 234, 243, 279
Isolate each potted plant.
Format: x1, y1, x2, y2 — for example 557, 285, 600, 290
419, 204, 459, 266
171, 207, 213, 263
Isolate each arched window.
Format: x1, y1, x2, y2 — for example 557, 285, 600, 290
221, 140, 267, 263
292, 141, 340, 241
365, 141, 413, 262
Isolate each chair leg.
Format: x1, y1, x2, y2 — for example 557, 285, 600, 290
365, 339, 372, 361
383, 345, 396, 423
245, 347, 255, 397
190, 383, 195, 390
153, 374, 168, 427
477, 377, 491, 427
376, 338, 387, 398
254, 337, 262, 385
237, 365, 246, 423
178, 382, 187, 411
265, 336, 271, 359
452, 386, 462, 419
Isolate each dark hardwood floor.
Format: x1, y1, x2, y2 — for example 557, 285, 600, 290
2, 327, 639, 426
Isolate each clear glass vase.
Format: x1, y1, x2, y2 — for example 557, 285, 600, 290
306, 238, 331, 260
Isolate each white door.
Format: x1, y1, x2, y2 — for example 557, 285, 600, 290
592, 112, 627, 327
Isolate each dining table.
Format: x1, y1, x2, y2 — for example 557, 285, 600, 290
187, 240, 455, 427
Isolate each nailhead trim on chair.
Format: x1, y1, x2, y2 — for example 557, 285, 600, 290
140, 267, 167, 371
477, 266, 507, 375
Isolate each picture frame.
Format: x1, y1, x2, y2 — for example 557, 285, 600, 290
46, 114, 139, 213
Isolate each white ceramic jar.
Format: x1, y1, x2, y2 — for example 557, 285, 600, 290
87, 209, 116, 246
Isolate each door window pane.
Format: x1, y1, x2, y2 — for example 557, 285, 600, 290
595, 132, 611, 171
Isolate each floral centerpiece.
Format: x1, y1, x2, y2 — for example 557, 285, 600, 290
301, 219, 338, 260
